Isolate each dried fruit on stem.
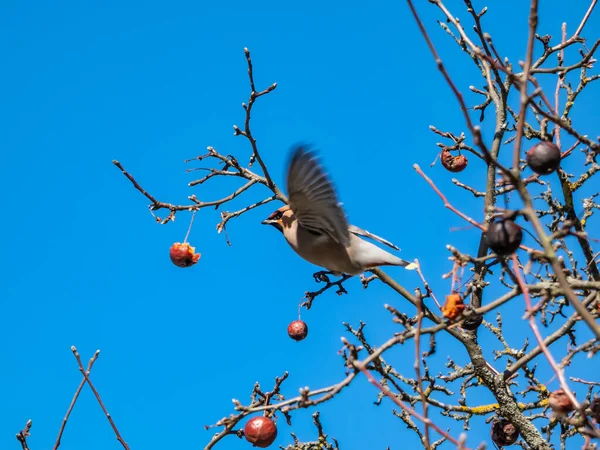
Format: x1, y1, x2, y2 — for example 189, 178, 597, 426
244, 416, 277, 448
442, 293, 465, 320
169, 242, 201, 268
548, 389, 575, 417
526, 141, 561, 175
491, 418, 520, 447
440, 150, 468, 173
484, 220, 523, 256
461, 310, 483, 331
589, 397, 600, 422
287, 320, 308, 341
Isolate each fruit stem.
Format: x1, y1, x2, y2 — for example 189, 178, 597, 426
183, 210, 197, 244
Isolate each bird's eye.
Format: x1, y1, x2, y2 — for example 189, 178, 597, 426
273, 211, 283, 220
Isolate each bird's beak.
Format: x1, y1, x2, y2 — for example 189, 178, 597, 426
262, 218, 283, 233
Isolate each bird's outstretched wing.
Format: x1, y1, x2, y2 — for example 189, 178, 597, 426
287, 145, 350, 246
348, 224, 400, 251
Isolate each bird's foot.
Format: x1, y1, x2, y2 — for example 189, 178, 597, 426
313, 270, 335, 283
313, 270, 343, 283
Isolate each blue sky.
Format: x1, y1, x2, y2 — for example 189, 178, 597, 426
1, 1, 598, 449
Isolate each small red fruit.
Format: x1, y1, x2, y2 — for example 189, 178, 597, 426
244, 416, 277, 448
485, 220, 523, 256
440, 150, 468, 173
169, 242, 201, 268
287, 320, 308, 341
491, 418, 519, 447
526, 141, 561, 175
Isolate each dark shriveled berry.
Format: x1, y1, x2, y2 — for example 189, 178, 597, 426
549, 389, 575, 417
491, 418, 519, 447
589, 396, 600, 421
440, 150, 468, 173
287, 320, 308, 341
485, 220, 523, 256
244, 416, 277, 448
526, 141, 561, 175
461, 312, 483, 331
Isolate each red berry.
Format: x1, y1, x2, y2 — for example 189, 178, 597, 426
485, 220, 523, 256
440, 150, 468, 173
287, 320, 308, 341
491, 418, 519, 447
526, 141, 561, 175
169, 242, 201, 268
244, 416, 277, 448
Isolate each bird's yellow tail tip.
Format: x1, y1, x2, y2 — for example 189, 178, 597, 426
405, 262, 418, 271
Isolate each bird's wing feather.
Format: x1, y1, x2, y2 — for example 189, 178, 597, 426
348, 224, 400, 251
287, 145, 350, 246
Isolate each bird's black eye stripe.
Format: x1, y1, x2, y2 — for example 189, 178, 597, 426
273, 211, 283, 220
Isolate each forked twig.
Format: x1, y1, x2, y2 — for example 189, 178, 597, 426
53, 350, 101, 450
71, 347, 130, 450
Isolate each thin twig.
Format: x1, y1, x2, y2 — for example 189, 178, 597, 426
413, 290, 430, 449
413, 164, 485, 231
240, 48, 281, 196
53, 350, 101, 450
16, 421, 32, 450
554, 23, 567, 149
357, 365, 466, 448
112, 160, 158, 204
512, 0, 539, 170
71, 347, 130, 450
574, 0, 598, 37
509, 255, 580, 411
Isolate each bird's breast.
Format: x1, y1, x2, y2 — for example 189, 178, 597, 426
284, 224, 363, 275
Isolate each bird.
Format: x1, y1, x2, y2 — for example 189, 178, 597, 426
261, 144, 417, 276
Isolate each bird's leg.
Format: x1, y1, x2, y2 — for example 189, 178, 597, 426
334, 274, 353, 295
313, 270, 336, 283
302, 273, 353, 310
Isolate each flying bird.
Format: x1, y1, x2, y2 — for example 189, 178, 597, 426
262, 145, 416, 276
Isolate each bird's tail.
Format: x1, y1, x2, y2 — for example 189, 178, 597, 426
382, 255, 418, 270
365, 247, 418, 270
354, 239, 418, 270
